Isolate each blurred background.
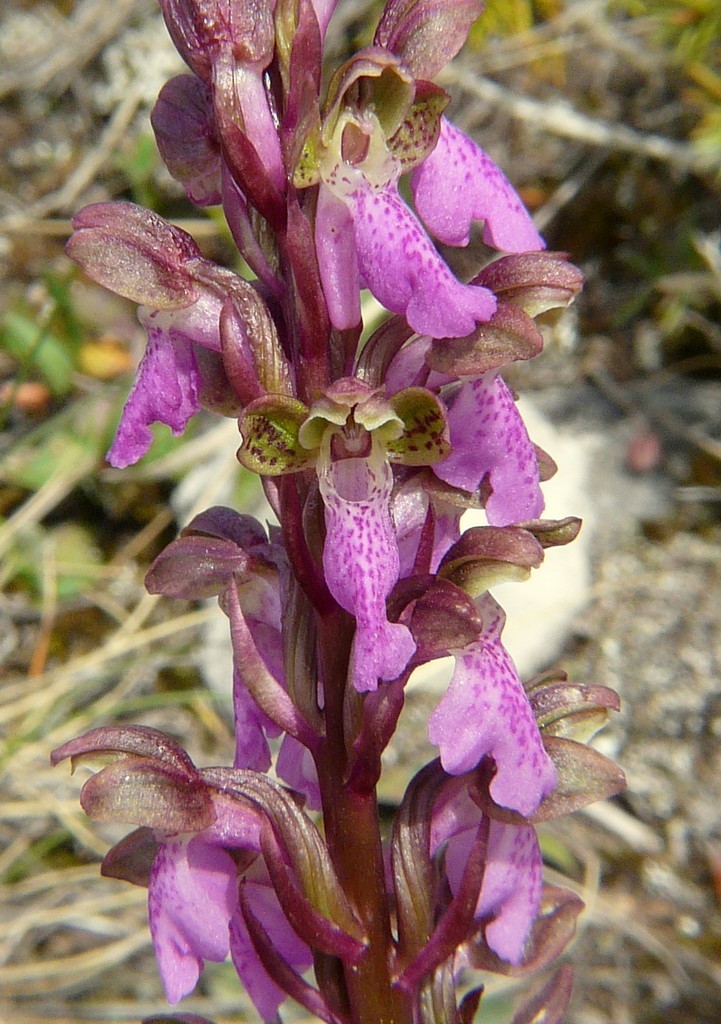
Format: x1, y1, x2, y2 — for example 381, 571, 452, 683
1, 1, 721, 1021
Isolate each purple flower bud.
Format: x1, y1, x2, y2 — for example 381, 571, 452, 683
151, 75, 222, 206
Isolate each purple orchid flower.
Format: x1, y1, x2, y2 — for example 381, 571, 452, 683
311, 42, 543, 340
428, 594, 556, 817
315, 161, 497, 337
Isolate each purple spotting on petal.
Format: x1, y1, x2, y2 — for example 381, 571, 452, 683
148, 837, 239, 1004
230, 874, 313, 1022
348, 182, 496, 339
434, 373, 543, 526
107, 329, 200, 468
316, 185, 362, 329
411, 118, 545, 253
276, 733, 322, 810
481, 819, 543, 964
443, 806, 542, 964
318, 450, 416, 692
427, 596, 556, 816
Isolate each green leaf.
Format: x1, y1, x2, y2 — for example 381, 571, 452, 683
1, 310, 74, 394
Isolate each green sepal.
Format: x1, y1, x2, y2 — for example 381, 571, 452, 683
388, 80, 450, 173
387, 386, 450, 466
237, 395, 314, 475
293, 116, 324, 188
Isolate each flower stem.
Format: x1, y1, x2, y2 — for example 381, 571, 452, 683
316, 610, 413, 1024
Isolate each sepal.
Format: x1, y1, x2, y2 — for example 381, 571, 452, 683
238, 396, 314, 475
426, 302, 543, 378
220, 285, 293, 403
67, 202, 200, 308
437, 526, 545, 596
527, 673, 620, 743
521, 516, 582, 548
101, 827, 159, 887
159, 0, 275, 83
405, 578, 484, 661
474, 252, 584, 317
375, 0, 484, 80
511, 964, 574, 1024
387, 387, 450, 465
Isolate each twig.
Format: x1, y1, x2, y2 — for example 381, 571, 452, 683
0, 84, 144, 231
441, 68, 716, 175
588, 362, 721, 463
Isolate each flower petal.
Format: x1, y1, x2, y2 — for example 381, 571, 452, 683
412, 118, 545, 253
348, 182, 496, 338
427, 597, 556, 816
232, 670, 275, 771
230, 877, 313, 1022
107, 329, 200, 468
276, 734, 322, 810
480, 819, 543, 964
434, 374, 543, 526
148, 837, 239, 1003
444, 812, 542, 964
315, 185, 362, 329
318, 448, 416, 692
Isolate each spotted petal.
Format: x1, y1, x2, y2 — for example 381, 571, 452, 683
347, 180, 496, 338
428, 596, 556, 816
148, 837, 239, 1004
318, 447, 416, 692
412, 118, 545, 253
444, 810, 543, 964
434, 374, 543, 526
